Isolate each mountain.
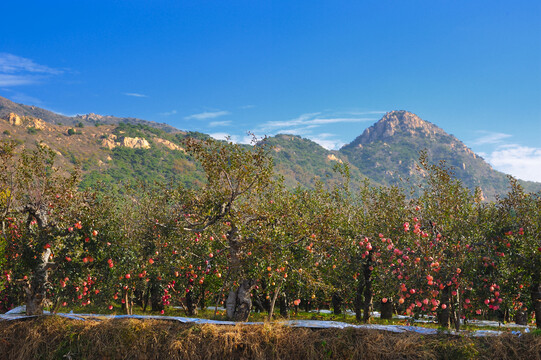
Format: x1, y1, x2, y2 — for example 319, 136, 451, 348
0, 95, 179, 133
262, 134, 366, 189
1, 95, 540, 198
339, 110, 541, 199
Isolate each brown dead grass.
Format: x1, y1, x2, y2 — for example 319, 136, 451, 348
0, 317, 539, 360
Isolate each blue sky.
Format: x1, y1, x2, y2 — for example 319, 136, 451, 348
1, 1, 540, 181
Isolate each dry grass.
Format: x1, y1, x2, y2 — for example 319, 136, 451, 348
0, 317, 539, 360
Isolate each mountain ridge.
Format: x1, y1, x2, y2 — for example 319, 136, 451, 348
1, 95, 539, 198
0, 95, 179, 133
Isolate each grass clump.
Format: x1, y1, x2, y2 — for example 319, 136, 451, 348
0, 317, 539, 359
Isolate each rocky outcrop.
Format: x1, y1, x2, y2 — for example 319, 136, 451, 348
6, 112, 23, 126
101, 134, 118, 149
2, 112, 48, 130
327, 154, 343, 163
101, 134, 150, 149
121, 137, 150, 149
154, 138, 184, 151
76, 113, 105, 122
349, 110, 446, 146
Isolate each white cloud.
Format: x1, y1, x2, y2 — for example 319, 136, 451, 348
307, 134, 345, 150
208, 132, 252, 144
0, 53, 63, 75
0, 74, 38, 86
239, 105, 255, 109
274, 125, 318, 136
487, 144, 541, 182
123, 92, 148, 98
159, 110, 177, 116
472, 131, 512, 145
185, 110, 230, 120
209, 120, 232, 127
0, 53, 63, 87
259, 112, 376, 132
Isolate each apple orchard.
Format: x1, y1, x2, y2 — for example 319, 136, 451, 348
0, 138, 540, 330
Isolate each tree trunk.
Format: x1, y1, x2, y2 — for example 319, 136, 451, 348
362, 257, 373, 323
332, 293, 342, 315
123, 290, 133, 315
224, 224, 257, 321
186, 289, 198, 316
280, 293, 289, 319
142, 282, 150, 312
514, 310, 528, 325
381, 299, 393, 320
438, 286, 451, 328
354, 280, 364, 322
304, 299, 311, 312
267, 283, 281, 321
226, 279, 256, 321
279, 293, 289, 318
25, 248, 53, 315
531, 281, 541, 329
150, 279, 164, 312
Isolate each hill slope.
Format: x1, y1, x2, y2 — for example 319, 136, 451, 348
0, 95, 179, 133
1, 95, 540, 197
340, 110, 541, 199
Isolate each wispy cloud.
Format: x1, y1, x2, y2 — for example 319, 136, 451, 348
160, 110, 177, 116
259, 111, 377, 132
123, 92, 148, 98
209, 132, 252, 144
0, 74, 37, 87
209, 120, 232, 127
308, 133, 346, 150
239, 104, 255, 109
0, 53, 63, 75
472, 131, 512, 145
0, 53, 63, 87
185, 110, 230, 120
486, 144, 541, 182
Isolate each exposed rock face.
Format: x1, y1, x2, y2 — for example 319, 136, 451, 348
76, 113, 105, 122
101, 134, 118, 149
2, 112, 48, 129
327, 154, 343, 163
154, 138, 184, 151
7, 112, 23, 126
29, 118, 47, 130
122, 137, 150, 149
350, 110, 446, 146
100, 135, 150, 149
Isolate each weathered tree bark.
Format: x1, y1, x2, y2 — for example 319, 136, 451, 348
25, 248, 53, 315
150, 280, 164, 312
531, 281, 541, 329
224, 224, 257, 321
354, 280, 364, 322
362, 257, 373, 323
381, 299, 393, 320
226, 279, 256, 321
267, 282, 282, 321
514, 310, 529, 325
303, 299, 311, 312
185, 289, 198, 316
142, 283, 151, 312
279, 293, 289, 318
122, 290, 133, 315
332, 293, 342, 315
437, 286, 451, 328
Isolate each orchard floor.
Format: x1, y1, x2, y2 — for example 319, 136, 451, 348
0, 316, 541, 360
0, 315, 540, 359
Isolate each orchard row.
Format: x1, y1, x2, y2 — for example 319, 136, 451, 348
0, 139, 540, 329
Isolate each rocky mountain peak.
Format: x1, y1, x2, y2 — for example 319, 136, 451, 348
345, 111, 446, 147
